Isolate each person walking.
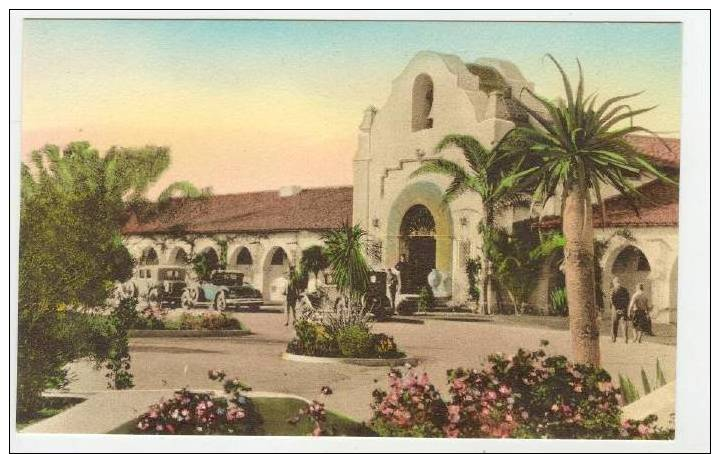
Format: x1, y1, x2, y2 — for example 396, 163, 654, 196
387, 268, 398, 313
610, 276, 630, 343
284, 265, 300, 326
628, 283, 652, 343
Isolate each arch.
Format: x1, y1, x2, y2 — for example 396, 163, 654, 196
263, 246, 290, 304
385, 181, 453, 294
167, 246, 189, 265
399, 204, 437, 293
138, 247, 159, 265
411, 73, 434, 131
608, 244, 653, 304
229, 246, 256, 286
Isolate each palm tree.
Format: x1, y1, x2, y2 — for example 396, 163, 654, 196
507, 55, 676, 365
301, 245, 330, 290
411, 135, 534, 314
321, 223, 371, 308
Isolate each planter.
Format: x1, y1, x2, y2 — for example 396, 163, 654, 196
281, 351, 418, 367
128, 329, 252, 338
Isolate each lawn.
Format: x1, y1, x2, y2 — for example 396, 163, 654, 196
16, 397, 85, 431
108, 397, 375, 436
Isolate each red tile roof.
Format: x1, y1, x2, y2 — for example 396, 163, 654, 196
626, 135, 680, 168
123, 186, 353, 235
535, 179, 679, 230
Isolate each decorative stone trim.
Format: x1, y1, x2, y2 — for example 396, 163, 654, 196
128, 329, 251, 338
281, 352, 419, 367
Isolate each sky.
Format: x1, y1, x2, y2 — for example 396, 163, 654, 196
22, 20, 682, 197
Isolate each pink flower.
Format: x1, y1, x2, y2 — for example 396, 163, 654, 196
521, 410, 529, 420
447, 405, 461, 424
505, 413, 514, 422
551, 404, 559, 412
499, 384, 511, 395
573, 383, 583, 393
486, 391, 497, 401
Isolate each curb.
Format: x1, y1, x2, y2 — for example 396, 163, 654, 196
281, 352, 419, 367
128, 329, 252, 338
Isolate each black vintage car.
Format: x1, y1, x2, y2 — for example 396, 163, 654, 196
182, 270, 263, 311
128, 266, 188, 308
366, 271, 392, 319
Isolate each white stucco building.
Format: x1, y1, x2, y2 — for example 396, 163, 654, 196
123, 51, 680, 322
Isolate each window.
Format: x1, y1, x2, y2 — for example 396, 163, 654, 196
411, 74, 434, 131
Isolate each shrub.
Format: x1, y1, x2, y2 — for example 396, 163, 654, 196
370, 368, 448, 437
134, 370, 261, 435
336, 324, 374, 358
286, 320, 339, 357
418, 286, 435, 312
164, 312, 244, 331
369, 346, 674, 439
372, 333, 401, 358
549, 287, 568, 316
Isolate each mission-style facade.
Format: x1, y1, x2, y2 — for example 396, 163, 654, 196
123, 51, 680, 323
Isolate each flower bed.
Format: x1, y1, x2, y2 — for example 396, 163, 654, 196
286, 320, 405, 360
368, 343, 674, 440
111, 371, 372, 436
129, 307, 247, 332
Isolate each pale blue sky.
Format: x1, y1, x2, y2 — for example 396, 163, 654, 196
23, 20, 682, 193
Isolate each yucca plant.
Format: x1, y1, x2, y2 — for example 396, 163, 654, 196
321, 223, 371, 309
506, 55, 677, 365
618, 374, 641, 405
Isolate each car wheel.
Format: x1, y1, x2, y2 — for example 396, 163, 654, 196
214, 292, 227, 312
181, 289, 195, 309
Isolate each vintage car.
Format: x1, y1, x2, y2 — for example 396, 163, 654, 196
125, 266, 188, 307
365, 271, 393, 319
181, 270, 263, 311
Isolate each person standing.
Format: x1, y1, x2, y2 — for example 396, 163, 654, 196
610, 277, 630, 343
284, 265, 299, 326
394, 254, 410, 294
387, 268, 398, 313
628, 283, 652, 343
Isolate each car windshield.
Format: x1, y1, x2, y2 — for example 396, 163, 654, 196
160, 268, 185, 280
212, 272, 244, 286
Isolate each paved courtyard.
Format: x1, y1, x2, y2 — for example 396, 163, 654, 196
36, 311, 676, 432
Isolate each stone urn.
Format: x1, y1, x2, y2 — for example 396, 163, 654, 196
427, 269, 442, 294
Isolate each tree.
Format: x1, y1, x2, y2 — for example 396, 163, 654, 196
300, 245, 329, 288
411, 135, 533, 314
18, 141, 173, 416
507, 55, 676, 365
321, 223, 371, 308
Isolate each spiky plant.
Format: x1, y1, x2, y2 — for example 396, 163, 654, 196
321, 223, 371, 308
506, 55, 676, 365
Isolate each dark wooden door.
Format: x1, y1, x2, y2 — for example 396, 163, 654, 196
407, 237, 436, 293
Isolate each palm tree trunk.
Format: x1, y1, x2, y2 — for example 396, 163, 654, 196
562, 184, 601, 366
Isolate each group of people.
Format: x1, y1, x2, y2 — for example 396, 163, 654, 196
609, 276, 653, 343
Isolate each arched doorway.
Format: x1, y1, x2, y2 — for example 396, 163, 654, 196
411, 73, 434, 131
231, 246, 255, 285
169, 248, 188, 266
611, 245, 652, 302
264, 247, 290, 304
399, 204, 436, 293
139, 247, 159, 265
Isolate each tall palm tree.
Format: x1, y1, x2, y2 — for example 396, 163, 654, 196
301, 245, 330, 289
411, 135, 534, 314
508, 55, 676, 365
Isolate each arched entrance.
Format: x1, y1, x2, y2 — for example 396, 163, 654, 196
399, 204, 436, 293
139, 247, 159, 265
263, 247, 290, 304
611, 245, 652, 302
168, 247, 189, 266
384, 181, 454, 296
230, 246, 255, 286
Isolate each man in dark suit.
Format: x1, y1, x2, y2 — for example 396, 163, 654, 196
610, 276, 631, 343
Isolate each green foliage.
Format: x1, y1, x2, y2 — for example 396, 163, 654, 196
191, 249, 220, 281
618, 374, 641, 404
656, 358, 667, 387
465, 257, 482, 301
506, 55, 676, 218
417, 286, 435, 312
287, 320, 401, 359
300, 245, 329, 281
549, 287, 568, 316
18, 142, 171, 416
321, 223, 370, 305
640, 369, 652, 395
171, 312, 244, 331
336, 324, 374, 358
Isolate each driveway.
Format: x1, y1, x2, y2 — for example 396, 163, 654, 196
57, 311, 676, 425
